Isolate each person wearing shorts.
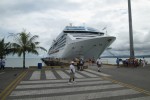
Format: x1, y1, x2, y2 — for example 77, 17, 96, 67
68, 61, 76, 84
96, 58, 102, 72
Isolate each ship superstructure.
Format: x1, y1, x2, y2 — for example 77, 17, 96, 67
48, 25, 116, 59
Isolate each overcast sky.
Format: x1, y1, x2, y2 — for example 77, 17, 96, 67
0, 0, 150, 57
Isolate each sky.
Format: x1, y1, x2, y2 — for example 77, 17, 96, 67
0, 0, 150, 58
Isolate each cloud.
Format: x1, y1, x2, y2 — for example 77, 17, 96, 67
0, 0, 150, 58
0, 0, 80, 15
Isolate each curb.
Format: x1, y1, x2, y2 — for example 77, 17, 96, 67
0, 70, 28, 100
102, 77, 150, 96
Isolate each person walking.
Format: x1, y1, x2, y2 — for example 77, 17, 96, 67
116, 58, 120, 68
1, 58, 5, 70
76, 58, 80, 71
79, 59, 84, 71
92, 57, 95, 65
0, 59, 2, 70
68, 61, 76, 84
96, 58, 102, 72
139, 59, 142, 66
142, 57, 146, 67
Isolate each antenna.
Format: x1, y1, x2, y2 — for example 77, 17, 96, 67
102, 26, 107, 35
83, 23, 85, 26
70, 23, 72, 26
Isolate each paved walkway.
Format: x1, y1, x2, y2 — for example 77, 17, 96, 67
0, 69, 24, 93
90, 64, 150, 91
7, 69, 150, 100
5, 68, 150, 100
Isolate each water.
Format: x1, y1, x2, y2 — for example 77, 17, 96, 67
4, 57, 150, 68
102, 58, 150, 64
5, 58, 44, 68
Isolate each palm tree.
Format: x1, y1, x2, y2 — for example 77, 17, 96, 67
0, 38, 12, 60
10, 30, 47, 69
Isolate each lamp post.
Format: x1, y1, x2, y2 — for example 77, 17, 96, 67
128, 0, 135, 59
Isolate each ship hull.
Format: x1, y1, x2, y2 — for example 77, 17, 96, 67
50, 36, 116, 59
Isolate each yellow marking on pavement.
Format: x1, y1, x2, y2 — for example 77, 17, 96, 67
102, 77, 150, 96
0, 70, 28, 100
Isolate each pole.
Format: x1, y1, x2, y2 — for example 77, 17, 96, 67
128, 0, 135, 59
102, 26, 107, 35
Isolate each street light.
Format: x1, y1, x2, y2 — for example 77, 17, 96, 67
128, 0, 135, 59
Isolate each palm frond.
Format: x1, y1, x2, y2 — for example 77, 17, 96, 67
40, 47, 47, 52
0, 38, 12, 59
30, 49, 39, 55
9, 30, 47, 68
29, 35, 39, 42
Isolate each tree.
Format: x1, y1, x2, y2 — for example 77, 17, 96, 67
0, 38, 12, 60
10, 30, 47, 69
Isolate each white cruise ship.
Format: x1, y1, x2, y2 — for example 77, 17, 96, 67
48, 25, 116, 60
